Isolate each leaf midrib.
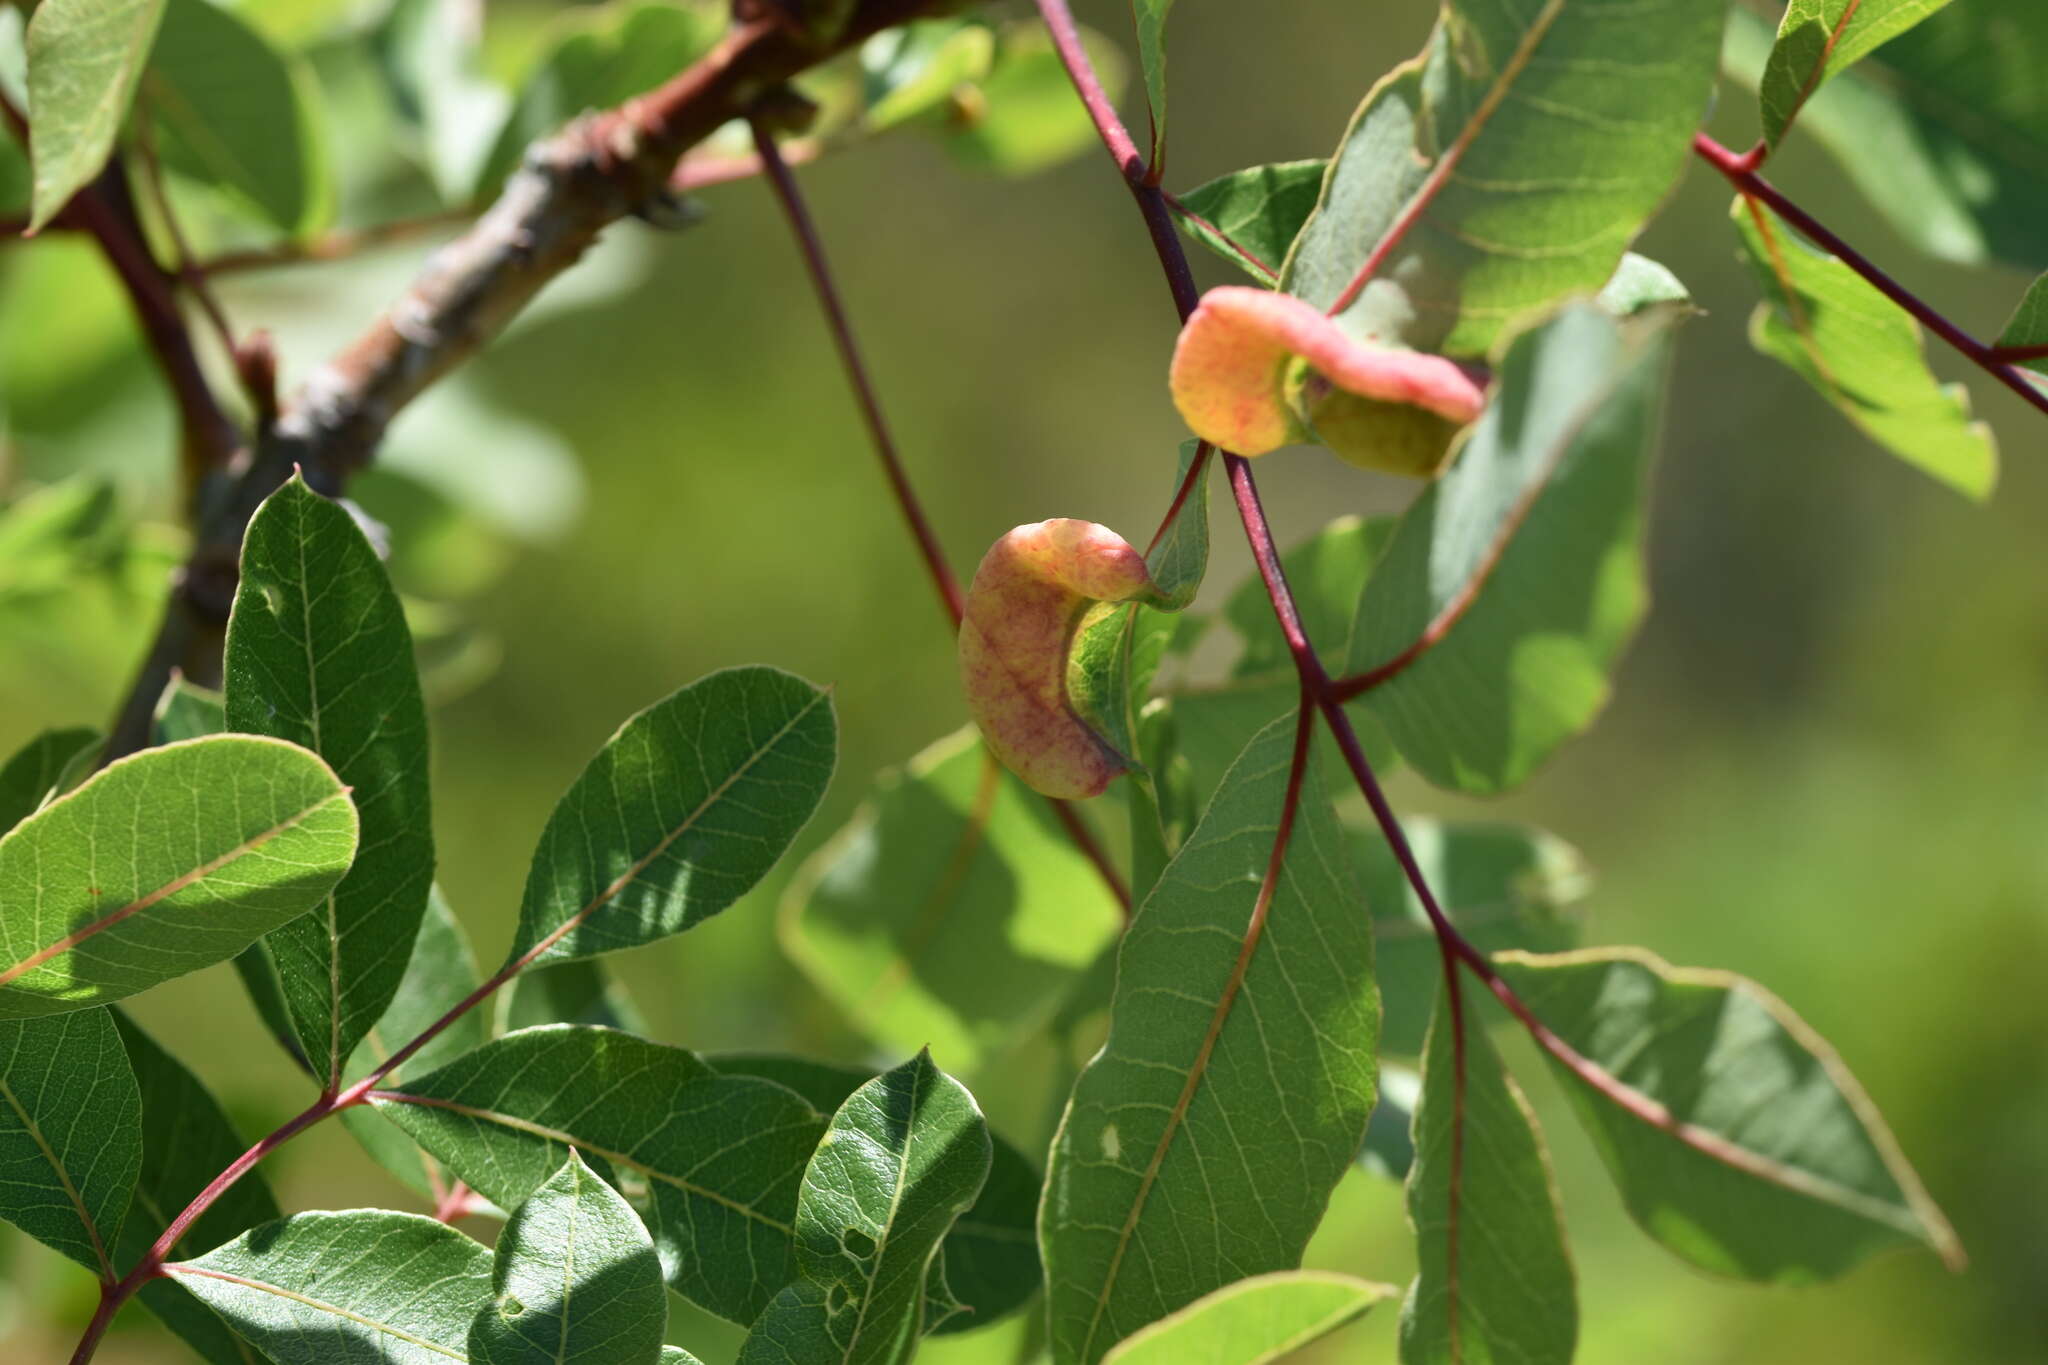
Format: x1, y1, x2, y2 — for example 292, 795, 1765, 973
166, 1264, 468, 1359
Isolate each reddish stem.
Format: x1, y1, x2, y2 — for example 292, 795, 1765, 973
1693, 131, 2048, 419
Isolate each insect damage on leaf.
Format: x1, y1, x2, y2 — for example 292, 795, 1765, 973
959, 519, 1165, 800
1170, 286, 1487, 476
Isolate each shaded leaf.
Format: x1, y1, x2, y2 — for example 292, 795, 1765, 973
1345, 305, 1673, 794
860, 18, 994, 133
0, 725, 98, 834
1399, 988, 1575, 1365
112, 1012, 282, 1365
1993, 271, 2048, 375
736, 1051, 991, 1365
1225, 513, 1391, 681
0, 735, 358, 1018
339, 888, 487, 1200
783, 727, 1120, 1071
471, 1151, 666, 1365
507, 666, 835, 969
1732, 196, 1995, 499
1353, 818, 1588, 1057
1103, 1270, 1393, 1365
1176, 160, 1324, 283
375, 1024, 825, 1323
499, 956, 645, 1035
1495, 947, 1964, 1281
146, 0, 328, 233
171, 1210, 493, 1363
153, 676, 224, 745
1598, 252, 1692, 318
945, 24, 1123, 177
24, 0, 168, 231
1132, 0, 1175, 163
225, 474, 435, 1088
1358, 1064, 1420, 1182
1759, 0, 1955, 147
0, 1007, 138, 1274
1041, 714, 1377, 1364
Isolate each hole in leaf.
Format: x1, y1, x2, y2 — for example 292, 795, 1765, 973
841, 1227, 877, 1260
826, 1283, 854, 1315
498, 1295, 526, 1318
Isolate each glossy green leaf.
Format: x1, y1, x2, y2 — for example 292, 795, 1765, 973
375, 1024, 826, 1323
1495, 947, 1964, 1282
1399, 989, 1575, 1365
476, 3, 718, 194
1175, 160, 1324, 283
24, 0, 168, 231
661, 1351, 705, 1365
1732, 197, 1996, 499
1993, 271, 2048, 374
1280, 0, 1722, 357
375, 0, 510, 202
112, 1012, 282, 1365
1759, 0, 1955, 147
146, 0, 327, 233
153, 676, 224, 745
499, 956, 645, 1035
782, 726, 1119, 1072
1722, 4, 2048, 268
340, 888, 487, 1200
0, 1008, 138, 1274
171, 1210, 493, 1363
0, 725, 97, 834
860, 19, 994, 133
0, 735, 358, 1018
1102, 1270, 1393, 1365
946, 25, 1124, 177
225, 475, 435, 1088
1345, 305, 1672, 794
508, 666, 835, 969
1133, 0, 1174, 162
1041, 714, 1378, 1365
707, 1052, 1043, 1338
736, 1051, 991, 1365
1354, 818, 1587, 1057
471, 1151, 667, 1365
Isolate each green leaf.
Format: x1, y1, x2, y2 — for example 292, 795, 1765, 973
1494, 947, 1965, 1282
340, 888, 487, 1200
945, 24, 1124, 177
508, 666, 836, 970
1146, 440, 1209, 613
1993, 271, 2048, 374
499, 957, 645, 1035
1358, 1064, 1420, 1182
0, 1007, 138, 1274
225, 474, 435, 1088
171, 1210, 494, 1363
1225, 514, 1391, 682
1597, 252, 1692, 319
707, 1053, 1043, 1338
736, 1051, 991, 1365
1041, 714, 1378, 1365
0, 735, 358, 1018
1353, 819, 1587, 1058
1280, 0, 1723, 357
112, 1012, 282, 1365
375, 1024, 826, 1324
1102, 1270, 1393, 1365
145, 0, 328, 233
24, 0, 168, 231
374, 0, 510, 203
1759, 0, 1955, 148
1132, 0, 1174, 163
1175, 160, 1325, 283
475, 3, 719, 195
1399, 989, 1575, 1365
471, 1151, 667, 1365
782, 727, 1121, 1072
1732, 196, 1996, 499
153, 676, 224, 745
860, 19, 994, 133
1345, 305, 1672, 794
0, 725, 98, 834
661, 1351, 705, 1365
1722, 5, 2048, 269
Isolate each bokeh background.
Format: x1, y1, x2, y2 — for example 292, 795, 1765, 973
2, 1, 2044, 1361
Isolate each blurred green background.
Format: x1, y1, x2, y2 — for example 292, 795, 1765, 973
2, 1, 2045, 1361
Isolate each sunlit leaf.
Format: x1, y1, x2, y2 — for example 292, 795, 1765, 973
860, 18, 994, 133
374, 0, 509, 203
1496, 947, 1965, 1281
1759, 0, 1956, 147
0, 735, 357, 1018
24, 0, 167, 231
1176, 160, 1324, 283
1103, 1270, 1393, 1365
945, 24, 1123, 177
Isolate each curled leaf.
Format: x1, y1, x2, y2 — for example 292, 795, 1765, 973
1169, 286, 1486, 476
959, 520, 1162, 799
